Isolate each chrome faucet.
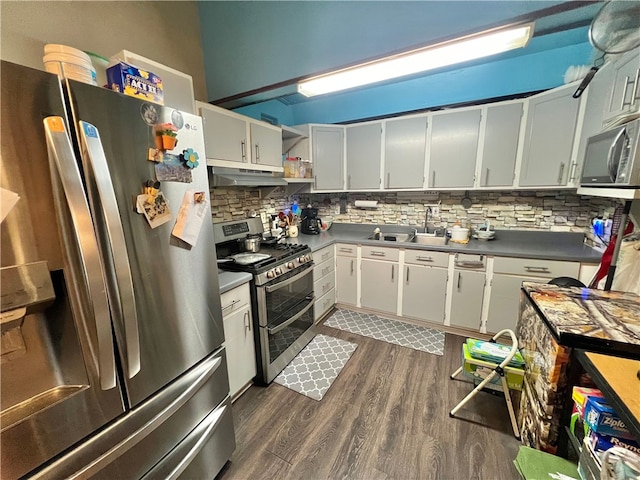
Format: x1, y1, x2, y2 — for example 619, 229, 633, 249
424, 206, 432, 233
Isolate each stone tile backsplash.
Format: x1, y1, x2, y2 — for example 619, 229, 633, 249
209, 187, 619, 242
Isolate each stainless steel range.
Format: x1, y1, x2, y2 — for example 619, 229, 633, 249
214, 218, 316, 384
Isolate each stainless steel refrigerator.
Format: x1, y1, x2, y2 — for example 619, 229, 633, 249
0, 61, 235, 479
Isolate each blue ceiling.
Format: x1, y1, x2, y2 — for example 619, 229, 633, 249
198, 1, 603, 125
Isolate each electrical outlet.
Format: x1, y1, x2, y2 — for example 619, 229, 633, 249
260, 212, 267, 224
431, 206, 440, 217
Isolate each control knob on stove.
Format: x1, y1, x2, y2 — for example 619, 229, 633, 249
298, 256, 305, 263
266, 270, 275, 279
275, 267, 283, 275
305, 254, 312, 262
286, 262, 294, 269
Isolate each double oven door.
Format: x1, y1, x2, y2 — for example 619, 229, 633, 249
255, 262, 316, 383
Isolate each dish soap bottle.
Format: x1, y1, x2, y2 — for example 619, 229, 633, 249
373, 227, 381, 240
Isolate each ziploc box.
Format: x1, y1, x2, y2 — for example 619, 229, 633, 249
106, 61, 163, 105
462, 344, 524, 392
571, 387, 604, 440
584, 396, 636, 440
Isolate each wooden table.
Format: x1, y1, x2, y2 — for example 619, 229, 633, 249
576, 350, 640, 442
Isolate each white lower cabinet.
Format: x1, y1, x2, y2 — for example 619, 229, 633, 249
401, 264, 447, 323
221, 284, 256, 400
360, 259, 398, 315
313, 245, 336, 322
486, 274, 540, 334
449, 269, 485, 331
335, 244, 357, 306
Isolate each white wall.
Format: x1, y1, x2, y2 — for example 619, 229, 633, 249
0, 1, 207, 101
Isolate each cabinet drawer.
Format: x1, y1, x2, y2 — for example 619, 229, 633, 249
404, 249, 448, 267
361, 245, 399, 261
313, 245, 334, 264
493, 257, 579, 278
453, 253, 486, 271
336, 243, 357, 257
314, 272, 336, 299
220, 283, 251, 317
313, 258, 335, 283
314, 288, 336, 322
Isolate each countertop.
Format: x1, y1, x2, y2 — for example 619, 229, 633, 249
218, 270, 252, 294
286, 223, 603, 263
523, 282, 640, 359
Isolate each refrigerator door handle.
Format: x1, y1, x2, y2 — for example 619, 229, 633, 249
140, 403, 229, 480
78, 121, 141, 378
43, 117, 116, 390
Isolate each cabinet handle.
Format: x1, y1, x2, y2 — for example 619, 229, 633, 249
416, 256, 434, 262
485, 167, 490, 186
322, 267, 330, 276
391, 265, 394, 281
222, 298, 241, 312
431, 170, 436, 187
569, 161, 578, 183
241, 140, 246, 162
457, 272, 462, 290
350, 259, 354, 275
322, 252, 331, 261
339, 247, 353, 253
348, 175, 352, 189
244, 311, 251, 331
621, 76, 631, 109
387, 172, 390, 188
524, 266, 550, 273
632, 69, 640, 106
313, 176, 317, 189
370, 251, 386, 257
255, 143, 260, 163
406, 267, 410, 284
557, 162, 565, 184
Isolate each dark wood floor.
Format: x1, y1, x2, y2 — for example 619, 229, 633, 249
218, 318, 521, 480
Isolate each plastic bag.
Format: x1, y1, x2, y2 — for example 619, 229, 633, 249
611, 240, 640, 295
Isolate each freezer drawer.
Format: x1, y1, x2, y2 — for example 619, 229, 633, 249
33, 348, 234, 479
141, 397, 235, 479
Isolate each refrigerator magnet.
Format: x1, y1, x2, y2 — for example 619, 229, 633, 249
148, 148, 163, 163
141, 191, 172, 229
181, 148, 199, 169
155, 154, 192, 183
172, 189, 207, 246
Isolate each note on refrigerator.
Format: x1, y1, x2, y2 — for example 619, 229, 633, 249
1, 187, 20, 223
172, 190, 208, 246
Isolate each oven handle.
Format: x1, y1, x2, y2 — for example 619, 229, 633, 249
264, 265, 314, 293
267, 296, 315, 335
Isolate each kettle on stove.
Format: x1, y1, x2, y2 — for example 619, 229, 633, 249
301, 207, 322, 235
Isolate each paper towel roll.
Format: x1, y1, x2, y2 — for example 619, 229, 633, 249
354, 200, 378, 208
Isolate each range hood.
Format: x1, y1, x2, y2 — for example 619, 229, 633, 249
210, 167, 288, 187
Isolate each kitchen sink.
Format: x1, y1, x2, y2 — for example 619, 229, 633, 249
413, 233, 448, 246
367, 232, 415, 242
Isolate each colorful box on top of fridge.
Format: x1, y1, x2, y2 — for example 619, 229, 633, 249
584, 396, 636, 440
106, 61, 163, 105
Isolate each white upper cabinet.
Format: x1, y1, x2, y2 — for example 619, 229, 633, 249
478, 101, 523, 188
604, 47, 640, 124
518, 84, 581, 187
428, 108, 481, 188
311, 125, 345, 191
249, 121, 282, 169
199, 102, 283, 172
346, 122, 382, 190
199, 102, 249, 165
384, 115, 428, 189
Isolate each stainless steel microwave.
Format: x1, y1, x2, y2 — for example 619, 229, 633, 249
580, 118, 640, 188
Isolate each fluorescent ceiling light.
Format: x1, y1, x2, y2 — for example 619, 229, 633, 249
298, 22, 535, 97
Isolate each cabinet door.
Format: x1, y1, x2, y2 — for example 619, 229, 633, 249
606, 48, 640, 122
519, 87, 580, 186
385, 116, 427, 189
250, 122, 282, 168
223, 304, 256, 398
346, 123, 381, 190
480, 102, 523, 187
200, 107, 248, 164
486, 274, 541, 334
450, 269, 485, 331
360, 259, 398, 315
312, 126, 344, 190
335, 255, 357, 306
402, 265, 447, 323
429, 109, 481, 188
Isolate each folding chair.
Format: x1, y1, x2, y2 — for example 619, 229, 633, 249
449, 329, 521, 439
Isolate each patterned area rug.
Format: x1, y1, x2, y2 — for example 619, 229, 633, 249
324, 308, 445, 356
274, 334, 357, 401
